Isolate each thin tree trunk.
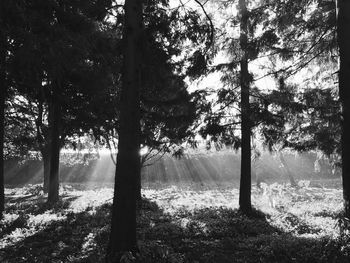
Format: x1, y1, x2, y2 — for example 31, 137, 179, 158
106, 0, 142, 261
47, 82, 61, 204
238, 0, 252, 214
0, 30, 6, 218
337, 0, 350, 218
278, 152, 298, 187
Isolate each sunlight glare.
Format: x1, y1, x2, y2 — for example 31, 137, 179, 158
140, 146, 149, 156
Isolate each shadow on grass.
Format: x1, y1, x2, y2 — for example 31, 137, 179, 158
136, 200, 350, 263
5, 194, 79, 215
0, 202, 111, 263
0, 198, 350, 263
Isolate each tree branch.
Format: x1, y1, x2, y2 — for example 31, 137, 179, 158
193, 0, 215, 51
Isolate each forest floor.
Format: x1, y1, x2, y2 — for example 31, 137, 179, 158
1, 181, 350, 262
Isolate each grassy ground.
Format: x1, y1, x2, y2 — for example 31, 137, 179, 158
1, 182, 350, 262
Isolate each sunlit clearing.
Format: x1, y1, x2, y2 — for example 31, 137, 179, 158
142, 183, 343, 239
1, 185, 113, 249
66, 188, 113, 213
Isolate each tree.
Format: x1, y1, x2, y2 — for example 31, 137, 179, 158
97, 1, 211, 204
106, 0, 143, 260
47, 81, 61, 203
199, 0, 340, 213
0, 0, 29, 217
0, 0, 15, 219
0, 31, 5, 218
44, 1, 110, 203
199, 0, 281, 213
6, 0, 113, 201
337, 0, 350, 218
238, 0, 252, 213
249, 0, 340, 176
261, 0, 349, 218
106, 0, 212, 259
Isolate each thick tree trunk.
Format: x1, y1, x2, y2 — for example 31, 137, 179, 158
42, 146, 50, 193
47, 84, 61, 204
106, 0, 142, 261
136, 157, 144, 203
238, 0, 252, 214
36, 98, 51, 193
0, 69, 5, 219
0, 91, 4, 219
337, 0, 350, 218
0, 31, 6, 219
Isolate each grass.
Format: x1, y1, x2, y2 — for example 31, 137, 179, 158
0, 182, 350, 262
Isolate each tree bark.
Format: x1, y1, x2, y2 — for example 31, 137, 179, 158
238, 0, 252, 214
42, 145, 50, 193
0, 29, 6, 219
35, 98, 51, 193
136, 157, 144, 203
47, 82, 61, 204
106, 0, 142, 261
0, 90, 4, 219
337, 0, 350, 218
0, 67, 5, 219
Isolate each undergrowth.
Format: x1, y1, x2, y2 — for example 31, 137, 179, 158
0, 183, 349, 262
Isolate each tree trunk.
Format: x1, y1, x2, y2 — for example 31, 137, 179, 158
278, 152, 298, 187
0, 90, 4, 219
106, 0, 142, 261
0, 30, 6, 219
36, 97, 51, 193
42, 145, 50, 193
238, 0, 252, 214
0, 71, 5, 219
337, 0, 350, 218
136, 157, 144, 203
47, 83, 61, 204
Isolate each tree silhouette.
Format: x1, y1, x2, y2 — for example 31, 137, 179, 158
4, 0, 113, 202
106, 0, 143, 260
238, 0, 252, 213
0, 33, 5, 218
0, 0, 14, 219
337, 0, 350, 218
